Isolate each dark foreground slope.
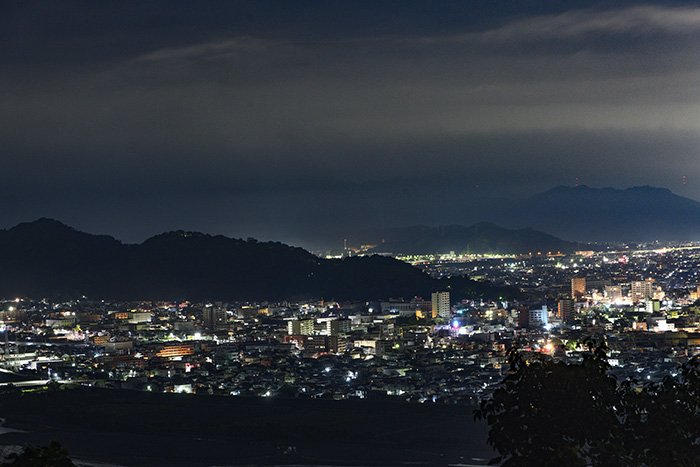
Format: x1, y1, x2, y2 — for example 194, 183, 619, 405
0, 388, 492, 466
0, 219, 518, 301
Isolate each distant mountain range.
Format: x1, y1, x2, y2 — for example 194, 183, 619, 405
505, 185, 700, 242
0, 219, 518, 301
368, 222, 581, 255
2, 184, 692, 298
346, 185, 700, 251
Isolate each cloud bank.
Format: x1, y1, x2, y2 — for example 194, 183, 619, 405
1, 2, 699, 246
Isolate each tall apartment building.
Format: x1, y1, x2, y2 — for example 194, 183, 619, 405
431, 291, 451, 319
557, 298, 575, 323
631, 279, 655, 302
287, 319, 315, 335
321, 318, 351, 336
529, 305, 549, 328
203, 306, 226, 330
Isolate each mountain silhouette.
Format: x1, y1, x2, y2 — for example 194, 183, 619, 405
0, 219, 518, 301
506, 185, 700, 242
368, 222, 580, 255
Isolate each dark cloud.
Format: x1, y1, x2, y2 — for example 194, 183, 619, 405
2, 1, 700, 248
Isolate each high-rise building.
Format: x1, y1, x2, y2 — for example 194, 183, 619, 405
557, 298, 575, 323
571, 277, 586, 299
203, 306, 226, 330
304, 335, 329, 355
631, 279, 655, 302
431, 291, 451, 319
327, 335, 347, 354
529, 305, 548, 328
325, 318, 351, 336
287, 319, 315, 335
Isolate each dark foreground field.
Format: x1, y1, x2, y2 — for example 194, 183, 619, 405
0, 388, 492, 466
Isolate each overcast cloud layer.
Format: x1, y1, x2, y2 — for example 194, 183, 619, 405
2, 1, 700, 248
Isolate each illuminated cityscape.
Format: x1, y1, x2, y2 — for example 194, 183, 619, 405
3, 1, 700, 466
2, 242, 700, 401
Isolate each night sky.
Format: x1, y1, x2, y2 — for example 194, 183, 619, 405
2, 1, 700, 248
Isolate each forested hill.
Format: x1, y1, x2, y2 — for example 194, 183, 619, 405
0, 218, 519, 301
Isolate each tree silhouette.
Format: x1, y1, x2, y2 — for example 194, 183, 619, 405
476, 343, 700, 466
620, 356, 700, 467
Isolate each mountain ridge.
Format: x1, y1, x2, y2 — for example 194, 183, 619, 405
0, 219, 518, 302
506, 185, 700, 242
